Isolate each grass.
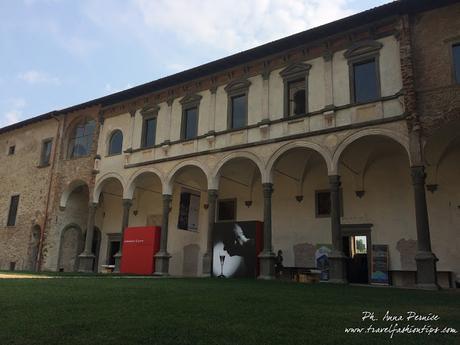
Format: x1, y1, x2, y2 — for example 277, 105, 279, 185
0, 275, 459, 345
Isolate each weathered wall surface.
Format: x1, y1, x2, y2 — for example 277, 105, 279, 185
0, 118, 58, 270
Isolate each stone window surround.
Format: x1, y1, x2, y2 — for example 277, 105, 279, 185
224, 79, 251, 130
180, 94, 203, 141
39, 137, 53, 167
279, 62, 312, 118
217, 198, 237, 222
344, 40, 383, 104
315, 189, 344, 218
140, 105, 160, 149
107, 129, 123, 157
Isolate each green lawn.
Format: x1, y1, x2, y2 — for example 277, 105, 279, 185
0, 276, 458, 345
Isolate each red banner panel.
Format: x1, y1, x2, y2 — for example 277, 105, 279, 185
120, 226, 161, 275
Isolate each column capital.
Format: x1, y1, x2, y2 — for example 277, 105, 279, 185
122, 198, 133, 208
162, 194, 172, 202
88, 202, 98, 209
411, 166, 426, 185
262, 183, 274, 197
207, 189, 218, 199
328, 174, 341, 188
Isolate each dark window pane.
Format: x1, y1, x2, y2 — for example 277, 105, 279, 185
353, 60, 378, 103
69, 119, 95, 158
7, 195, 20, 226
218, 199, 236, 221
454, 44, 460, 83
184, 108, 198, 139
8, 146, 15, 155
41, 140, 52, 165
316, 191, 331, 217
144, 117, 157, 147
288, 79, 306, 116
108, 131, 123, 155
231, 95, 246, 129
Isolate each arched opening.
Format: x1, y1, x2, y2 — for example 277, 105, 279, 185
269, 147, 330, 273
337, 134, 412, 285
67, 117, 96, 159
212, 156, 263, 278
167, 163, 208, 276
94, 177, 124, 268
424, 120, 460, 287
58, 224, 84, 272
108, 130, 123, 156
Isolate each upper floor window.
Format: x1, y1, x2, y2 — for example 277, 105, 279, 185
8, 145, 15, 155
344, 40, 383, 104
453, 43, 460, 84
141, 105, 159, 148
7, 195, 20, 226
180, 94, 202, 140
67, 118, 95, 158
108, 130, 123, 155
225, 79, 251, 130
40, 138, 53, 166
280, 63, 311, 117
352, 59, 379, 103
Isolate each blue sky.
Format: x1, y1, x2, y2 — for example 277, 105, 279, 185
0, 0, 390, 128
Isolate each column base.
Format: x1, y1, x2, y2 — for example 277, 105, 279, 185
77, 252, 95, 273
416, 251, 439, 289
202, 252, 212, 277
113, 252, 122, 273
154, 251, 171, 276
328, 252, 348, 284
258, 251, 276, 280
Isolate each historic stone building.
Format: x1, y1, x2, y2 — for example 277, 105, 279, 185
1, 0, 458, 289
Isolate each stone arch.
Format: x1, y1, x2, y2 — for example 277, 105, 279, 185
60, 179, 89, 209
57, 223, 84, 272
331, 128, 411, 174
211, 151, 266, 189
93, 172, 126, 202
265, 140, 332, 183
164, 160, 210, 194
126, 167, 164, 199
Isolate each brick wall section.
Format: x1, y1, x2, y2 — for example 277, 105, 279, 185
410, 2, 460, 137
0, 118, 59, 270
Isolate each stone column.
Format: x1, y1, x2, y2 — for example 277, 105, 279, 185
258, 183, 276, 279
113, 198, 132, 273
328, 175, 347, 283
78, 202, 97, 272
202, 189, 218, 276
154, 194, 172, 276
411, 166, 439, 289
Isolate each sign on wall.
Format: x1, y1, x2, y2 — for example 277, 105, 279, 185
371, 244, 389, 285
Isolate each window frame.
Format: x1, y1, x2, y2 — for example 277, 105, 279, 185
180, 94, 202, 140
39, 138, 53, 167
279, 63, 311, 118
217, 198, 237, 222
107, 130, 123, 156
7, 194, 20, 227
67, 117, 96, 159
344, 40, 383, 104
224, 79, 251, 130
140, 105, 160, 149
314, 189, 344, 218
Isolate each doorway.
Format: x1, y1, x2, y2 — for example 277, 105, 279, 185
342, 224, 372, 284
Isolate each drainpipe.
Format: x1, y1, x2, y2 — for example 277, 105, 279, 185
36, 113, 62, 271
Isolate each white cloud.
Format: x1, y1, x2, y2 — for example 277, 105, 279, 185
18, 70, 61, 85
0, 98, 27, 127
84, 0, 354, 54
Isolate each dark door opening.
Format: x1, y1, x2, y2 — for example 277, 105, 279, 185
343, 235, 369, 284
108, 241, 120, 265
